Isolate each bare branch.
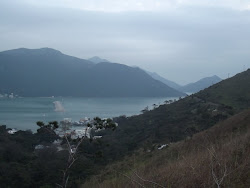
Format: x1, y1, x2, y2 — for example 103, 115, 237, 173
208, 146, 228, 188
130, 169, 166, 188
116, 171, 146, 188
55, 183, 63, 188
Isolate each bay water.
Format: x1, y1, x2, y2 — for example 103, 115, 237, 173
0, 97, 177, 131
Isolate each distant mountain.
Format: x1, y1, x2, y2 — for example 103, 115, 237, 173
88, 56, 110, 64
179, 75, 222, 93
142, 70, 222, 94
146, 71, 181, 90
0, 48, 185, 97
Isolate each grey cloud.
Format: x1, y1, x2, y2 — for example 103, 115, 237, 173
0, 1, 250, 84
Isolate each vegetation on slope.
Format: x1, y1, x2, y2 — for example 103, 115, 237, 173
100, 69, 249, 158
81, 69, 250, 187
83, 109, 250, 188
0, 125, 109, 187
101, 96, 232, 155
197, 69, 250, 111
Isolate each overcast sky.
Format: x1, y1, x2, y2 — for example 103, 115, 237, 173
1, 0, 250, 84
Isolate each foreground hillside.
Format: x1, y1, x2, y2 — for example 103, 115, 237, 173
0, 48, 184, 97
83, 109, 250, 188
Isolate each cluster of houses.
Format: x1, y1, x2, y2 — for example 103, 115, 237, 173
6, 117, 118, 152
56, 117, 92, 139
56, 117, 118, 140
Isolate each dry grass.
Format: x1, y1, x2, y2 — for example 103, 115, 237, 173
82, 109, 250, 188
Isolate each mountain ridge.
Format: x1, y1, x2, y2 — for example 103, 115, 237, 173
0, 48, 185, 97
145, 71, 182, 90
88, 56, 110, 64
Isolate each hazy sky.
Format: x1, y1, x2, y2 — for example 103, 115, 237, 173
1, 0, 250, 84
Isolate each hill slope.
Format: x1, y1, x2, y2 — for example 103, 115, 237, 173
84, 109, 250, 188
0, 48, 184, 97
197, 69, 250, 111
80, 70, 250, 188
86, 69, 249, 164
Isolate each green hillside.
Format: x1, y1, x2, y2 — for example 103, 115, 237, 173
197, 69, 250, 111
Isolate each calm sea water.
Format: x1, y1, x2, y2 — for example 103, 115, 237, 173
0, 97, 177, 131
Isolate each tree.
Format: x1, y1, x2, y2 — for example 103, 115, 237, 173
141, 106, 149, 114
153, 104, 158, 109
36, 117, 117, 188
